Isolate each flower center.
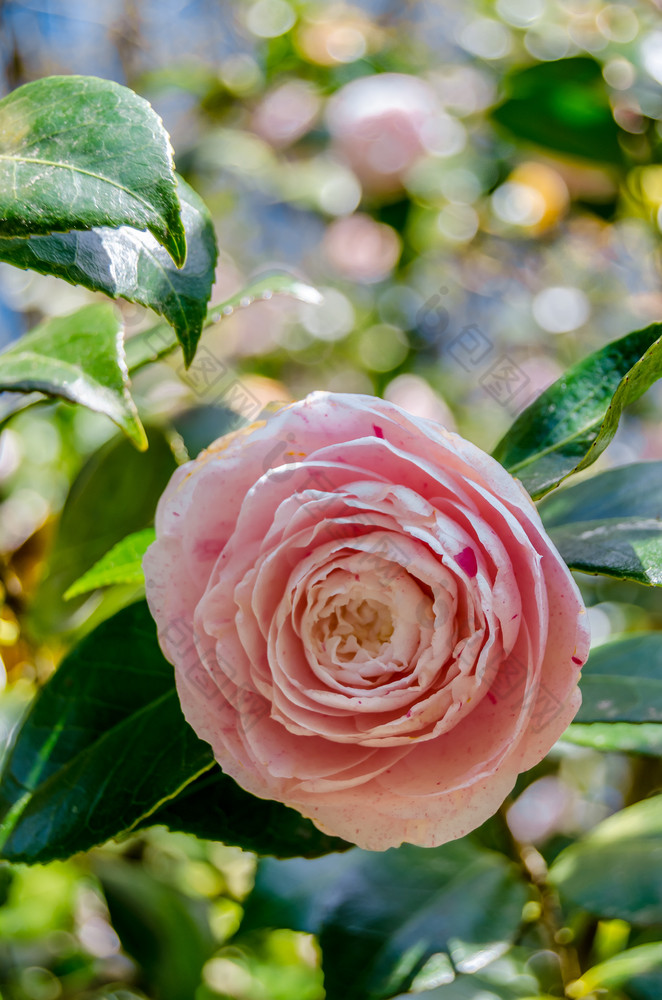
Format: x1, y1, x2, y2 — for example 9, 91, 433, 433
319, 597, 394, 661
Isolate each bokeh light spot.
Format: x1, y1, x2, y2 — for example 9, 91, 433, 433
246, 0, 296, 38
532, 286, 591, 333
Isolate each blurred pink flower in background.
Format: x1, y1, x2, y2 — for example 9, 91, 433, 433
252, 79, 321, 148
323, 213, 401, 282
326, 73, 456, 194
384, 373, 456, 429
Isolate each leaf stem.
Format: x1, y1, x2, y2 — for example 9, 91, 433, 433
498, 803, 582, 993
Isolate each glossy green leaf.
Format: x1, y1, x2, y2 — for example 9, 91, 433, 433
0, 177, 216, 367
93, 857, 215, 1000
570, 943, 662, 997
540, 464, 662, 583
139, 766, 350, 859
550, 795, 662, 923
549, 519, 662, 585
575, 634, 662, 723
0, 602, 215, 864
64, 528, 155, 600
0, 303, 146, 449
624, 968, 662, 1000
493, 324, 662, 498
491, 57, 624, 165
30, 426, 176, 639
242, 852, 357, 936
561, 634, 662, 755
124, 271, 323, 372
0, 75, 185, 265
244, 840, 528, 1000
539, 462, 662, 526
0, 598, 352, 864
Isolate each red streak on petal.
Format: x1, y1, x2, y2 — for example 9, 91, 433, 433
456, 546, 478, 578
372, 424, 384, 438
194, 538, 222, 560
572, 656, 583, 665
487, 692, 497, 704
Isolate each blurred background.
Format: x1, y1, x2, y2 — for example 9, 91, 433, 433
2, 0, 662, 997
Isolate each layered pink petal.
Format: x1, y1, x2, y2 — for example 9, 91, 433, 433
144, 391, 589, 851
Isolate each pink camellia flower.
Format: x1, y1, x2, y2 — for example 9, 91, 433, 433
144, 392, 589, 850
